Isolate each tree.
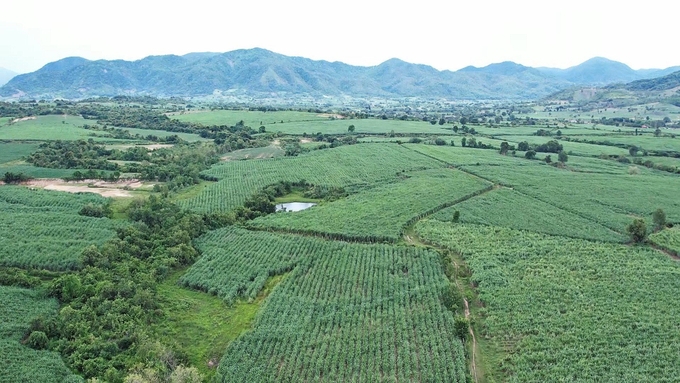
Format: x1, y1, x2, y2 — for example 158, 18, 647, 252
517, 141, 530, 151
626, 218, 647, 243
545, 155, 552, 164
499, 141, 510, 155
452, 210, 460, 223
459, 117, 468, 125
555, 129, 562, 137
467, 137, 477, 148
654, 127, 662, 137
461, 137, 467, 147
663, 116, 671, 124
558, 150, 568, 163
653, 208, 666, 231
347, 125, 355, 133
629, 145, 639, 157
258, 125, 266, 133
430, 119, 437, 125
452, 125, 459, 133
438, 117, 446, 125
454, 315, 469, 341
525, 150, 536, 159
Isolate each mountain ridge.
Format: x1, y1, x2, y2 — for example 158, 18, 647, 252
1, 48, 678, 100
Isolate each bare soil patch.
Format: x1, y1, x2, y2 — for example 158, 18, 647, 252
22, 178, 151, 198
10, 116, 37, 124
318, 113, 344, 119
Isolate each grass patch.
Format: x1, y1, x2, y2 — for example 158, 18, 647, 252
273, 189, 321, 204
153, 268, 286, 381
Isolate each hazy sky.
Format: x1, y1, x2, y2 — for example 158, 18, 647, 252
1, 0, 676, 74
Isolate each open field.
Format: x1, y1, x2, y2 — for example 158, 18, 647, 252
182, 226, 467, 382
5, 97, 680, 382
251, 168, 491, 241
0, 115, 114, 141
178, 144, 443, 213
459, 162, 680, 233
0, 186, 123, 270
0, 286, 81, 383
0, 142, 39, 163
431, 187, 624, 242
415, 221, 680, 382
173, 110, 455, 135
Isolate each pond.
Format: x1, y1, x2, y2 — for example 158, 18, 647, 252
275, 202, 317, 212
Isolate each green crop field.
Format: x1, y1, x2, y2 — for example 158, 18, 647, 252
0, 186, 123, 270
181, 226, 467, 382
415, 220, 680, 382
431, 187, 624, 242
0, 286, 82, 383
0, 115, 112, 141
251, 168, 491, 241
0, 142, 39, 163
170, 110, 332, 126
178, 144, 444, 213
649, 228, 680, 254
496, 135, 630, 157
568, 134, 680, 153
459, 162, 680, 233
174, 110, 455, 135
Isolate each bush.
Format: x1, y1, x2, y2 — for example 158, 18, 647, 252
653, 209, 666, 231
626, 218, 647, 243
525, 150, 537, 160
26, 331, 49, 350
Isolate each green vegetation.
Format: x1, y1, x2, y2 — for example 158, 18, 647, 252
153, 269, 280, 381
179, 144, 443, 213
251, 168, 491, 241
415, 220, 680, 382
0, 286, 82, 383
459, 163, 680, 233
0, 142, 39, 163
0, 115, 118, 141
0, 186, 122, 270
431, 187, 624, 242
185, 227, 468, 382
649, 227, 680, 254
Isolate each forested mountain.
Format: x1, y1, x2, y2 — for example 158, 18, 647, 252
1, 49, 677, 100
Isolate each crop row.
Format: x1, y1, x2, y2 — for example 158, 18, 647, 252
0, 187, 122, 270
432, 187, 625, 242
415, 220, 680, 381
0, 286, 81, 383
178, 144, 444, 213
250, 168, 491, 242
186, 227, 468, 382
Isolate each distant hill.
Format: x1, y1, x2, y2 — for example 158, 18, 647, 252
1, 49, 678, 100
544, 69, 680, 110
620, 70, 680, 91
0, 67, 17, 87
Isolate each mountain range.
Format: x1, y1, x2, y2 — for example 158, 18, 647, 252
0, 67, 18, 87
1, 49, 678, 100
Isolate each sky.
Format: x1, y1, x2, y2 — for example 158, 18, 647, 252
1, 0, 676, 74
